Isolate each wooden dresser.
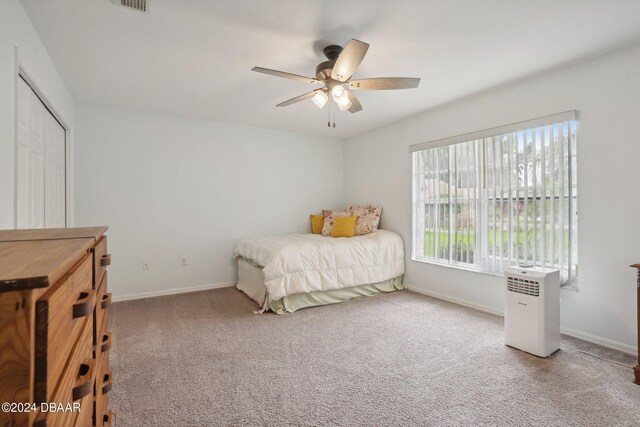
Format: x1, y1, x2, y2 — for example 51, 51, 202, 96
0, 227, 113, 427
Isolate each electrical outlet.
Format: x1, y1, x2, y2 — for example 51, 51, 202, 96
180, 257, 188, 267
142, 261, 150, 270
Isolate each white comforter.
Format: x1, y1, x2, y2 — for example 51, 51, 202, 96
233, 230, 405, 301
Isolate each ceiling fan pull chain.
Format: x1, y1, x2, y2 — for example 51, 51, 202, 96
332, 106, 336, 128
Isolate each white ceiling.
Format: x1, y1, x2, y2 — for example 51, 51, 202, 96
20, 0, 640, 138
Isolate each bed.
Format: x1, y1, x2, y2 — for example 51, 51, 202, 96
233, 230, 405, 314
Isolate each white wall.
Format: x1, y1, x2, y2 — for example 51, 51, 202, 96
74, 104, 344, 299
0, 0, 75, 229
343, 43, 640, 354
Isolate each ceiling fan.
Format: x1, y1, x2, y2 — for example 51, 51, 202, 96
251, 39, 420, 115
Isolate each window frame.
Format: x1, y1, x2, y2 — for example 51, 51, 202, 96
410, 111, 578, 285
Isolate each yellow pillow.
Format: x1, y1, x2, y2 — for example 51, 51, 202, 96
310, 214, 324, 234
330, 215, 358, 238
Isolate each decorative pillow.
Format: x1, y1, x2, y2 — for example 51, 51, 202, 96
322, 209, 343, 217
331, 216, 358, 238
321, 210, 350, 236
346, 204, 370, 212
310, 214, 324, 234
347, 205, 382, 235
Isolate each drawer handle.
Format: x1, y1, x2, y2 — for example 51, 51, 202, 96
100, 254, 112, 267
72, 290, 95, 319
101, 332, 112, 353
101, 293, 112, 310
103, 410, 113, 427
72, 358, 96, 401
102, 370, 113, 394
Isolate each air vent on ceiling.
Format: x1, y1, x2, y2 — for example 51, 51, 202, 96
115, 0, 148, 13
506, 277, 540, 297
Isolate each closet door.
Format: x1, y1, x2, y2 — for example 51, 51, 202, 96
16, 77, 66, 229
44, 112, 66, 228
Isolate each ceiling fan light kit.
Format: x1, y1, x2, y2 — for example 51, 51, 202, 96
252, 39, 420, 126
331, 85, 352, 111
312, 90, 328, 109
331, 85, 346, 101
337, 99, 352, 112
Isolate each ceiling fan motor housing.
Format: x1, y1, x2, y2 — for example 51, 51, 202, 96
316, 44, 344, 81
316, 44, 342, 82
315, 61, 335, 81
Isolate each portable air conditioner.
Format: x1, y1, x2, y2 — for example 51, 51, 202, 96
504, 266, 560, 357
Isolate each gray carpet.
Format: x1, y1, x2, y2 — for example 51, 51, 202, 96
109, 288, 640, 426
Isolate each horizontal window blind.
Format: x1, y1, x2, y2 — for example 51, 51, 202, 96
411, 112, 577, 283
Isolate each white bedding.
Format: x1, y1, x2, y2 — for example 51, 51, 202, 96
233, 230, 404, 301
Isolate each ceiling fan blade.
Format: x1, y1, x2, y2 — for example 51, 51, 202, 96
276, 90, 321, 107
347, 92, 363, 113
331, 39, 369, 82
252, 67, 323, 85
349, 77, 421, 90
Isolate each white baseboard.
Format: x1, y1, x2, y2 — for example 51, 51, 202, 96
406, 284, 637, 356
112, 281, 236, 303
406, 285, 503, 316
559, 326, 636, 355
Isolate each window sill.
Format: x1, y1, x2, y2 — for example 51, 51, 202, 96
560, 283, 579, 292
411, 256, 578, 291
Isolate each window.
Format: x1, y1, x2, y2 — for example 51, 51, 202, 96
411, 111, 577, 283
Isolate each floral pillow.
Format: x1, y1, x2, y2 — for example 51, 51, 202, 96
321, 209, 350, 236
347, 204, 370, 211
347, 205, 382, 235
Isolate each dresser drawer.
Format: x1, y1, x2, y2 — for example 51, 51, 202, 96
95, 350, 112, 427
96, 331, 112, 376
92, 237, 110, 287
35, 318, 95, 427
95, 272, 111, 344
35, 255, 95, 403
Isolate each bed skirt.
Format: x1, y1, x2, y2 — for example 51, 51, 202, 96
237, 258, 404, 314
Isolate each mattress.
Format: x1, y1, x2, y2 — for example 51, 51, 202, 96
233, 230, 405, 302
237, 258, 404, 314
237, 257, 268, 306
